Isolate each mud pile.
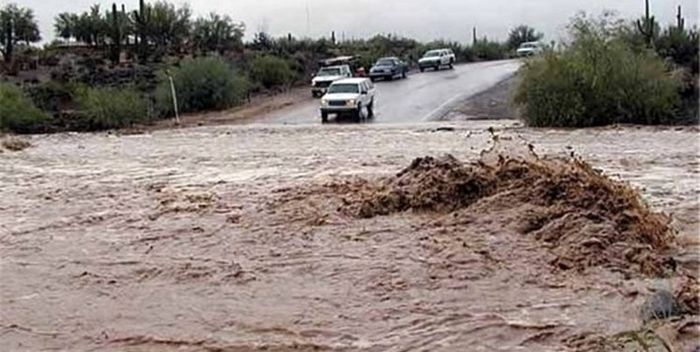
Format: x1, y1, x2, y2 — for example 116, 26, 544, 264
1, 136, 31, 151
345, 154, 675, 275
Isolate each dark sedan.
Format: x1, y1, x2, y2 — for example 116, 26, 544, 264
369, 57, 408, 81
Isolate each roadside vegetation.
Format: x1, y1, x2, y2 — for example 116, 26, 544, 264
74, 86, 150, 130
0, 83, 50, 133
0, 1, 520, 134
515, 2, 699, 127
155, 56, 248, 116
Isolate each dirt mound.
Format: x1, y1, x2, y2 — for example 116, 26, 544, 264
352, 155, 494, 217
344, 153, 674, 275
1, 137, 32, 151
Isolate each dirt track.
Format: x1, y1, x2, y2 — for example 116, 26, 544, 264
1, 121, 698, 351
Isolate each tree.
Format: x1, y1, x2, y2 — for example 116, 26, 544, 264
192, 13, 244, 54
251, 31, 274, 51
55, 12, 78, 41
146, 1, 191, 52
507, 25, 543, 50
0, 3, 41, 63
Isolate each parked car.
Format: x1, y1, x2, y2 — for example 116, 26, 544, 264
516, 42, 544, 57
320, 78, 376, 123
369, 57, 409, 81
311, 65, 353, 98
418, 49, 456, 72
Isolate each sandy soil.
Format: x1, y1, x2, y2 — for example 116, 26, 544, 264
1, 121, 698, 351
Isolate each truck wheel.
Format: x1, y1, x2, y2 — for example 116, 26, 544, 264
321, 111, 328, 123
420, 67, 425, 73
312, 91, 318, 98
434, 65, 440, 71
402, 70, 407, 79
367, 100, 374, 118
354, 104, 363, 122
387, 74, 393, 81
449, 59, 454, 69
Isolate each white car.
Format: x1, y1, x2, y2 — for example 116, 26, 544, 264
418, 49, 456, 72
320, 78, 376, 123
516, 42, 544, 57
311, 65, 353, 97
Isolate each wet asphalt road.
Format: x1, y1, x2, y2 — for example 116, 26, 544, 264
256, 59, 521, 124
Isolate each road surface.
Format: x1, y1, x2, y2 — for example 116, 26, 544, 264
256, 60, 520, 124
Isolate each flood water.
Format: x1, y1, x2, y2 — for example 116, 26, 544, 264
1, 121, 698, 351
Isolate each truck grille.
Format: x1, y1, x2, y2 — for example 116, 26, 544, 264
328, 100, 347, 106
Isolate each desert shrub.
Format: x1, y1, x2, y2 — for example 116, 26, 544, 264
155, 56, 249, 116
74, 86, 150, 130
24, 80, 75, 114
514, 17, 681, 127
0, 83, 51, 133
472, 39, 510, 61
249, 55, 295, 89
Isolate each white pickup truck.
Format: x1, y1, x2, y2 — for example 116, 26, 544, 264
311, 65, 353, 97
320, 78, 376, 123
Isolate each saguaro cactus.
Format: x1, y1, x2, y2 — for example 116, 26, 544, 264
676, 5, 685, 30
109, 3, 121, 63
636, 0, 657, 47
472, 27, 477, 46
3, 17, 12, 63
133, 0, 151, 60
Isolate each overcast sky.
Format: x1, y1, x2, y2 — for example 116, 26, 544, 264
13, 0, 700, 43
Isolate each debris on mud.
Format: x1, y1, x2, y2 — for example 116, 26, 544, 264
339, 152, 674, 275
640, 290, 686, 323
148, 185, 221, 218
676, 276, 700, 314
569, 315, 700, 352
1, 136, 32, 151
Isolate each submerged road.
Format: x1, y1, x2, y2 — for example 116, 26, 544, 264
256, 59, 521, 124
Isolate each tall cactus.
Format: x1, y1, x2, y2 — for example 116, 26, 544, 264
472, 26, 477, 46
109, 3, 121, 63
636, 0, 657, 47
122, 4, 129, 46
676, 5, 685, 30
3, 16, 12, 64
133, 0, 151, 61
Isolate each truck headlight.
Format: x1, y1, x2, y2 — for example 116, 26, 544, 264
346, 99, 356, 107
321, 99, 329, 106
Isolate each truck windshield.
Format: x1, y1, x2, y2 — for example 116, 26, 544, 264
376, 59, 395, 66
327, 83, 359, 94
424, 51, 441, 57
318, 68, 342, 76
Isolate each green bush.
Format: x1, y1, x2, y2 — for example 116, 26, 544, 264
24, 80, 74, 114
155, 56, 249, 116
249, 55, 295, 89
514, 18, 681, 127
472, 40, 510, 61
74, 86, 150, 130
0, 83, 51, 133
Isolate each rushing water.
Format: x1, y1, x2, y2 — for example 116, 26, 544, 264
1, 121, 698, 351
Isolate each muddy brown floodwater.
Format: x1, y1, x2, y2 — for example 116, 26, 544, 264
1, 121, 698, 351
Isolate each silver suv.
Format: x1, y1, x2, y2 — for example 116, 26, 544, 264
418, 49, 456, 72
320, 78, 376, 123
